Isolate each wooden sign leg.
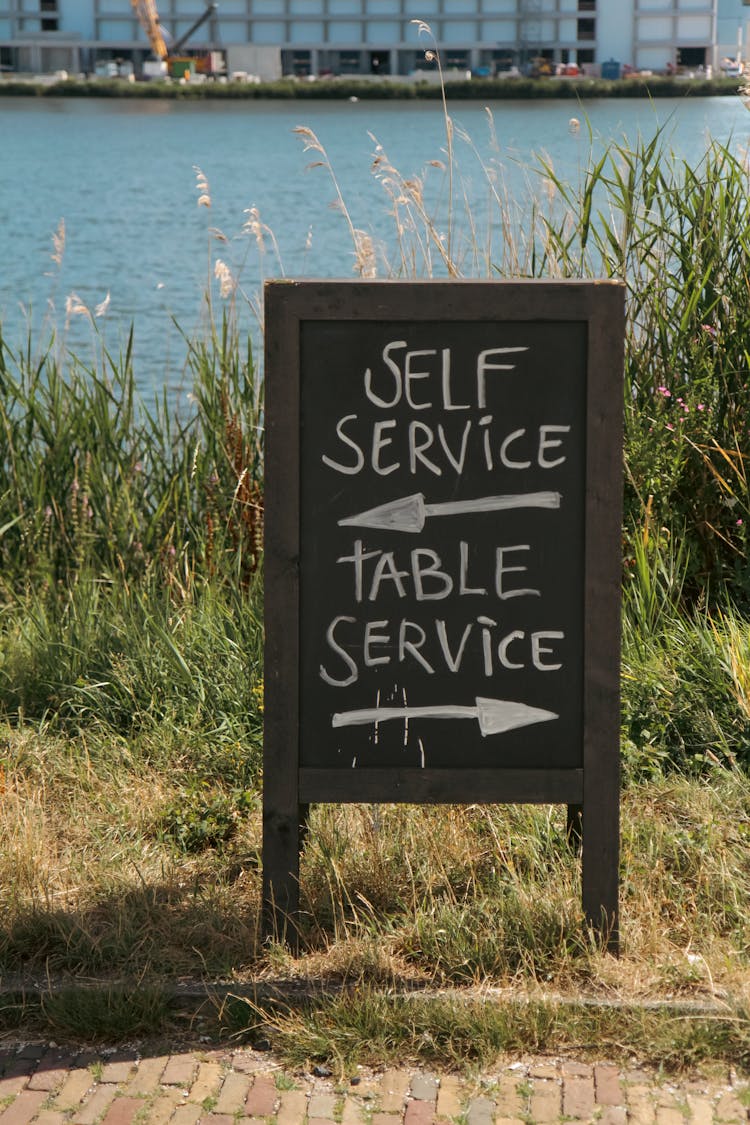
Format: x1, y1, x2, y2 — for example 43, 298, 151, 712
581, 791, 619, 954
262, 802, 308, 953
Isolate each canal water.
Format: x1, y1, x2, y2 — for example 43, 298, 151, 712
1, 93, 748, 398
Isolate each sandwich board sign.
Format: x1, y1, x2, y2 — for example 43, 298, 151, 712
263, 280, 623, 949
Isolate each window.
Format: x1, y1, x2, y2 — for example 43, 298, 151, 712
41, 0, 58, 30
577, 17, 594, 39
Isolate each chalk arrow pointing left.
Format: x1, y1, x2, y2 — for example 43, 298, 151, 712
338, 491, 561, 533
331, 697, 559, 737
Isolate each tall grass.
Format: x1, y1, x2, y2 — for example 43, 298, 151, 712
0, 311, 265, 801
317, 116, 750, 599
3, 72, 750, 1055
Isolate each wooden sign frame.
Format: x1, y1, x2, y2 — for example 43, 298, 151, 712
263, 279, 624, 950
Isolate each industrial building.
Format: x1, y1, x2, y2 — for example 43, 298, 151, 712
0, 0, 748, 80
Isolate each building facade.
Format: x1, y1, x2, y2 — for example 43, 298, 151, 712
0, 0, 736, 79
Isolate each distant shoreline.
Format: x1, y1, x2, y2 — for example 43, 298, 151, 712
0, 74, 743, 100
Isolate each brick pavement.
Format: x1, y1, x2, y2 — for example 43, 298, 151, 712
0, 1043, 747, 1124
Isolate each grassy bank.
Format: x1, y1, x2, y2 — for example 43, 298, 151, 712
3, 101, 750, 1062
0, 74, 742, 100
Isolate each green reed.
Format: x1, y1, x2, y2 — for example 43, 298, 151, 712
0, 312, 264, 768
0, 311, 262, 594
494, 133, 750, 600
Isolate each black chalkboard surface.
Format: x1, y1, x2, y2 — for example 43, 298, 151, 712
264, 280, 623, 947
300, 319, 586, 772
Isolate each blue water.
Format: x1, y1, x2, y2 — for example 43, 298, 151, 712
1, 94, 748, 398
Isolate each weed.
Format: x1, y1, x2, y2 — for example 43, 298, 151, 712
275, 1073, 298, 1091
39, 986, 172, 1041
159, 785, 257, 854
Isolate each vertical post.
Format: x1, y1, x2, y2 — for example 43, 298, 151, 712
262, 281, 303, 950
262, 801, 306, 952
581, 282, 624, 954
581, 769, 619, 951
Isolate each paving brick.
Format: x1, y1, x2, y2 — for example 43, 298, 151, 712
309, 1093, 338, 1119
33, 1112, 68, 1125
244, 1074, 278, 1117
530, 1079, 560, 1123
656, 1087, 682, 1109
0, 1074, 32, 1101
627, 1103, 656, 1125
494, 1118, 524, 1125
277, 1089, 309, 1125
715, 1092, 748, 1122
654, 1107, 685, 1125
142, 1090, 183, 1125
405, 1100, 437, 1125
350, 1078, 380, 1101
71, 1082, 119, 1125
342, 1094, 367, 1125
411, 1075, 438, 1103
27, 1051, 77, 1092
100, 1096, 144, 1124
595, 1064, 624, 1106
436, 1075, 463, 1119
123, 1055, 168, 1096
627, 1085, 656, 1108
52, 1067, 95, 1110
598, 1108, 628, 1125
171, 1106, 203, 1125
100, 1053, 138, 1085
187, 1060, 223, 1105
466, 1094, 494, 1125
379, 1070, 412, 1113
202, 1116, 236, 1125
685, 1095, 714, 1125
562, 1075, 595, 1119
494, 1077, 524, 1118
373, 1115, 401, 1125
0, 1090, 48, 1125
161, 1055, 197, 1088
215, 1070, 253, 1114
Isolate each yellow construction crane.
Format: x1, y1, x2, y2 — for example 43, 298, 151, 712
131, 0, 218, 72
131, 1, 168, 61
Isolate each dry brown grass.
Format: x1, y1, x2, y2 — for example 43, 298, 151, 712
3, 722, 749, 1009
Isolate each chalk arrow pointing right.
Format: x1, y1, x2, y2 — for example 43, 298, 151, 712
338, 491, 561, 533
332, 697, 559, 737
